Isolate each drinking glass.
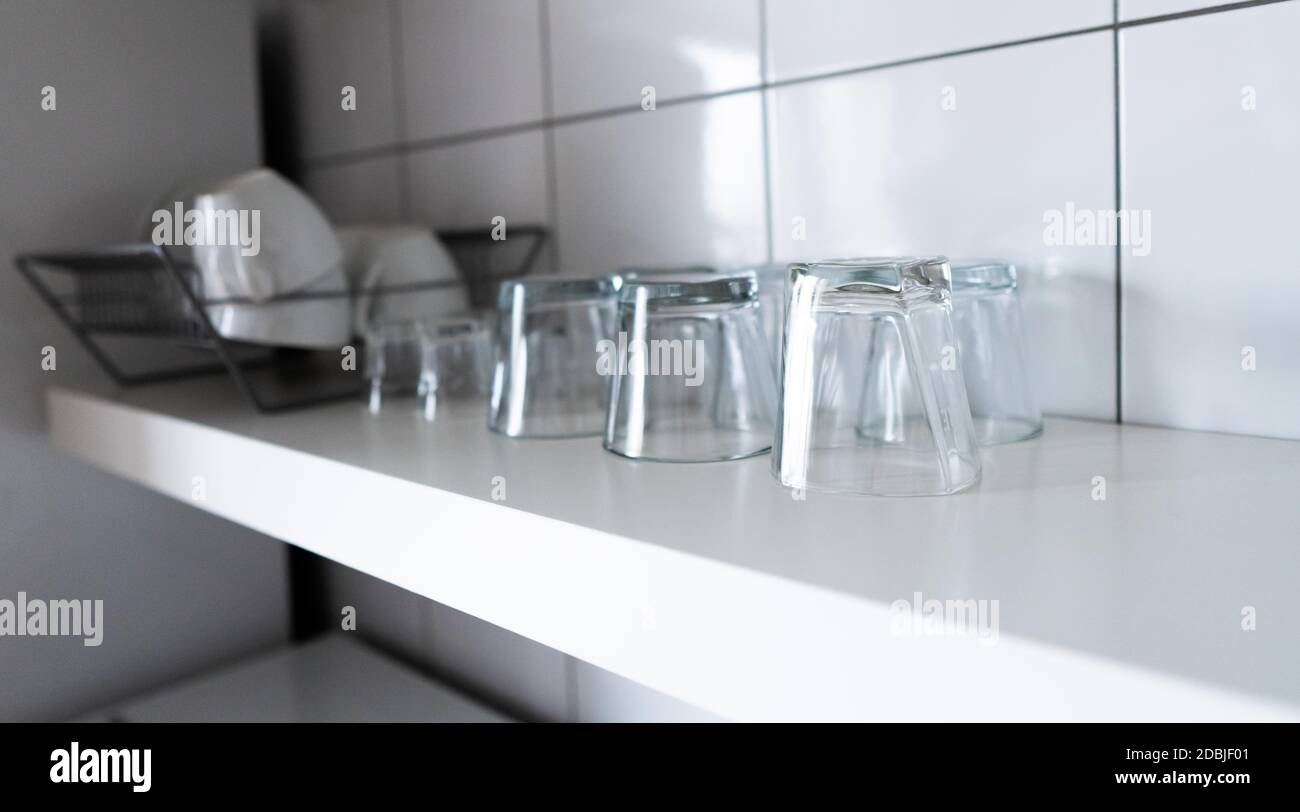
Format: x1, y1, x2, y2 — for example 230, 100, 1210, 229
365, 316, 490, 420
364, 319, 425, 416
771, 257, 981, 496
488, 275, 617, 437
418, 315, 491, 421
604, 272, 776, 461
949, 260, 1043, 444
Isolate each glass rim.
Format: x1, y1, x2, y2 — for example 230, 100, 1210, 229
617, 269, 758, 306
613, 264, 718, 281
949, 259, 1017, 291
497, 274, 615, 305
790, 256, 950, 293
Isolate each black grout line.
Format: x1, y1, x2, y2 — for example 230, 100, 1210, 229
538, 0, 562, 272
298, 0, 1295, 175
1115, 0, 1289, 27
1112, 1, 1125, 425
387, 0, 412, 219
757, 0, 775, 265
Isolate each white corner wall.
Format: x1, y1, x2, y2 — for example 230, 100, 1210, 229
0, 0, 289, 721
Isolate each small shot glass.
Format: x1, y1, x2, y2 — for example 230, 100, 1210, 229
772, 257, 981, 496
488, 275, 617, 438
603, 271, 777, 462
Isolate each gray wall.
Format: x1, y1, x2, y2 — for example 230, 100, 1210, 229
0, 0, 289, 721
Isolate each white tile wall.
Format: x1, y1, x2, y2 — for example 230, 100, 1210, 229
768, 32, 1117, 419
285, 0, 398, 158
1121, 1, 1300, 439
548, 0, 761, 116
399, 0, 545, 139
553, 93, 768, 275
764, 0, 1112, 82
300, 155, 404, 225
407, 131, 551, 231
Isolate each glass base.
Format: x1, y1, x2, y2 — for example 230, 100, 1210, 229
971, 416, 1043, 446
773, 442, 980, 497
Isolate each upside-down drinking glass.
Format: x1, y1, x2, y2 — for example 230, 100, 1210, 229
603, 272, 776, 462
488, 275, 617, 437
771, 257, 981, 496
418, 315, 491, 421
364, 316, 490, 420
949, 260, 1042, 444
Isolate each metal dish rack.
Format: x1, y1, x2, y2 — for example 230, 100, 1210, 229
15, 226, 546, 413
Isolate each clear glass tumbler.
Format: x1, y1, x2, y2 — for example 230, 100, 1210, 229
488, 275, 617, 437
949, 260, 1043, 445
365, 317, 490, 420
771, 257, 981, 496
604, 272, 777, 462
418, 315, 491, 421
365, 319, 425, 416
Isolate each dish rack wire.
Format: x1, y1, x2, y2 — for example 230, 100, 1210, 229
15, 226, 546, 413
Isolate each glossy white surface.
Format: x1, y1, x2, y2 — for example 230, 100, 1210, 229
1121, 2, 1300, 439
764, 0, 1112, 81
768, 33, 1116, 420
553, 94, 767, 275
48, 383, 1300, 720
548, 0, 760, 116
399, 0, 545, 139
110, 635, 507, 722
300, 155, 403, 226
407, 131, 551, 231
285, 0, 398, 158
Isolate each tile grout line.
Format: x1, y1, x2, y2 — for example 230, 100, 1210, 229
758, 0, 775, 265
297, 0, 1296, 172
1113, 0, 1125, 424
538, 0, 563, 273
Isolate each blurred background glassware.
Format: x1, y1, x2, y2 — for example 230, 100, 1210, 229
949, 260, 1043, 445
337, 224, 469, 337
364, 320, 425, 416
488, 275, 616, 437
604, 271, 776, 462
365, 316, 491, 420
772, 257, 981, 496
145, 168, 350, 349
420, 315, 492, 421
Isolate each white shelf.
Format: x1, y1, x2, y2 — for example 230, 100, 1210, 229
48, 382, 1300, 721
